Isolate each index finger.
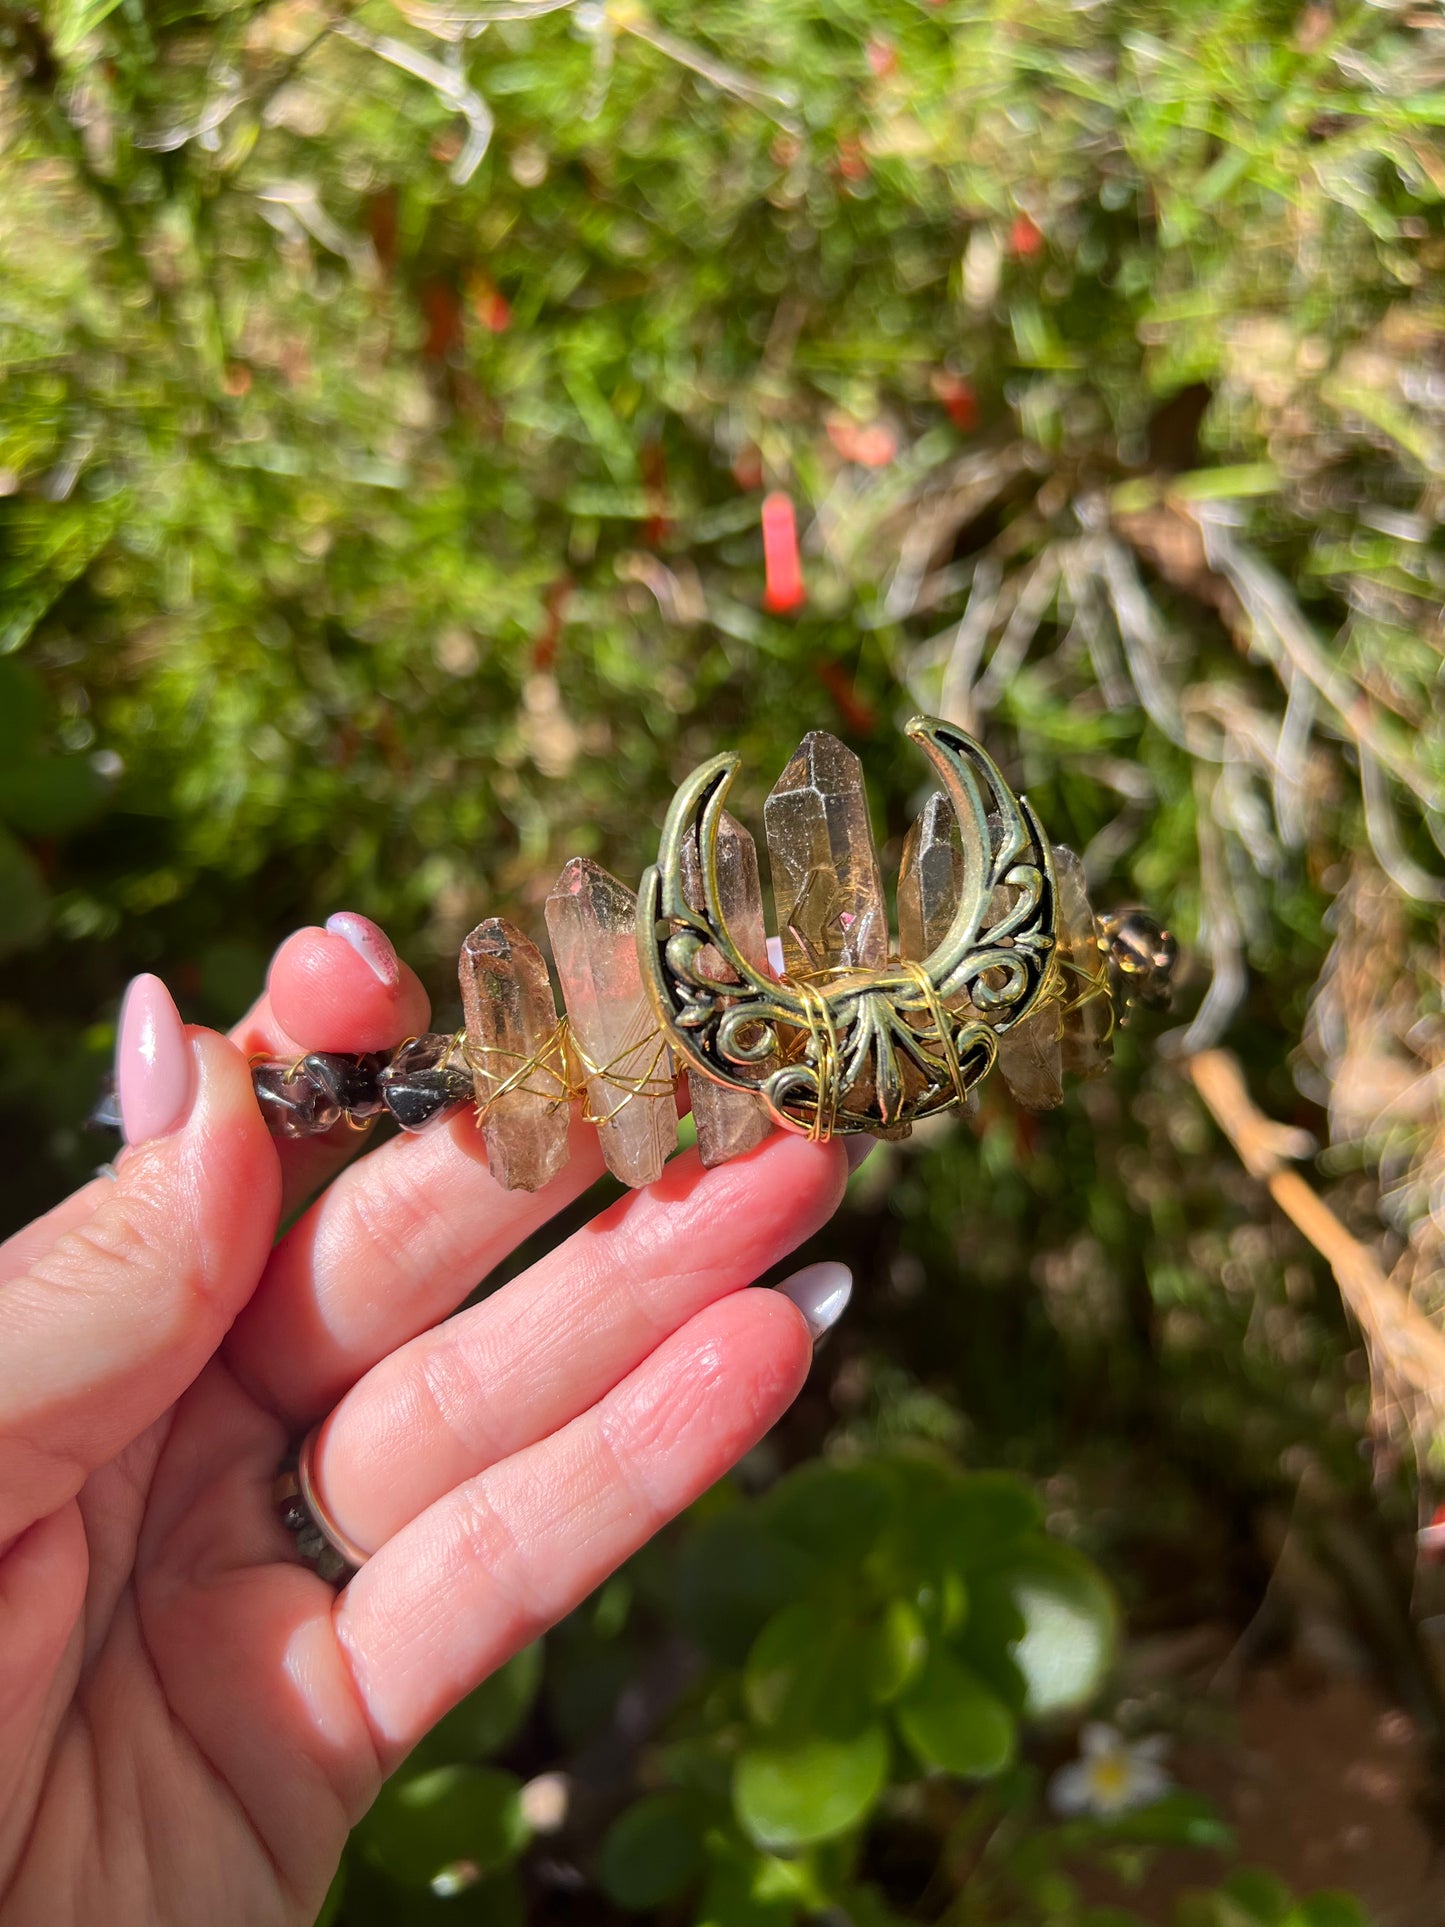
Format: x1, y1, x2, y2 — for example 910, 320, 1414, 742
230, 915, 433, 1219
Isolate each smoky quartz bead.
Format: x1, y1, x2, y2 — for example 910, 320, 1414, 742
377, 1034, 473, 1132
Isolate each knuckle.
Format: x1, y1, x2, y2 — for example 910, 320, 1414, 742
593, 1403, 668, 1522
33, 1191, 202, 1322
449, 1479, 530, 1614
340, 1149, 480, 1297
416, 1336, 494, 1463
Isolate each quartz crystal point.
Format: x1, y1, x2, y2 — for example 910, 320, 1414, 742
764, 730, 889, 977
1052, 846, 1112, 1080
460, 918, 571, 1192
545, 857, 677, 1188
898, 790, 963, 961
994, 992, 1065, 1111
895, 790, 975, 1129
680, 812, 773, 1166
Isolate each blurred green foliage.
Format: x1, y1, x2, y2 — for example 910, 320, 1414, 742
3, 0, 1443, 1917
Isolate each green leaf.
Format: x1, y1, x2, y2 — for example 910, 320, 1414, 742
312, 1861, 345, 1927
969, 1544, 1118, 1720
355, 1765, 530, 1890
0, 661, 44, 760
52, 0, 125, 58
675, 1512, 818, 1664
0, 825, 48, 958
1292, 1898, 1368, 1927
599, 1791, 706, 1910
931, 1474, 1046, 1560
734, 1724, 890, 1849
862, 1599, 927, 1703
1096, 1790, 1232, 1851
895, 1649, 1016, 1778
743, 1601, 869, 1736
759, 1460, 894, 1569
1215, 1869, 1294, 1923
0, 755, 108, 836
695, 1837, 800, 1927
340, 1865, 526, 1927
410, 1644, 543, 1769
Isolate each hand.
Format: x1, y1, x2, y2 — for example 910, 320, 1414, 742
0, 917, 850, 1927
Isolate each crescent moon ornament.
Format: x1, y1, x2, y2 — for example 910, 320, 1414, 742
637, 716, 1062, 1139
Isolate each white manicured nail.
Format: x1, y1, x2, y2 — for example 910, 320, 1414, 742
777, 1261, 852, 1340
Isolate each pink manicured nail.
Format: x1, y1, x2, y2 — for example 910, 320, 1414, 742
116, 974, 194, 1146
325, 912, 399, 989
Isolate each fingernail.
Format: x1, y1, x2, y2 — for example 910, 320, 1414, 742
325, 911, 399, 989
116, 974, 194, 1146
777, 1260, 852, 1341
845, 1136, 878, 1173
765, 935, 786, 979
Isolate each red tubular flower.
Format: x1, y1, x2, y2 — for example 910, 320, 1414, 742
761, 491, 806, 614
1009, 212, 1044, 258
932, 370, 979, 432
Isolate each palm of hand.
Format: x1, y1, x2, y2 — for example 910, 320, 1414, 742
0, 923, 843, 1926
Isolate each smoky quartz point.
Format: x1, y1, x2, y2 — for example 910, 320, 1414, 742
680, 812, 774, 1166
460, 917, 572, 1192
1053, 845, 1112, 1080
764, 731, 889, 977
898, 790, 963, 962
545, 856, 677, 1188
899, 790, 1066, 1111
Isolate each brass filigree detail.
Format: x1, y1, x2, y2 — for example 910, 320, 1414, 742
637, 716, 1058, 1137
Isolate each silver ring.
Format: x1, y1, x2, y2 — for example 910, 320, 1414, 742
274, 1427, 370, 1585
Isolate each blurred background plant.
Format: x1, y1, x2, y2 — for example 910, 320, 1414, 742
2, 0, 1444, 1917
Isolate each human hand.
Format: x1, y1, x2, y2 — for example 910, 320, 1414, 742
0, 917, 850, 1926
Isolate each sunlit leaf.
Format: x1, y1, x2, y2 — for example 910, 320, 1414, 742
355, 1765, 529, 1890
734, 1725, 889, 1849
895, 1649, 1016, 1778
965, 1544, 1118, 1720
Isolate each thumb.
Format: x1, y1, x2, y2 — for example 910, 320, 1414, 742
0, 977, 280, 1544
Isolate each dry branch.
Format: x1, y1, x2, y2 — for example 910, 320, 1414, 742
1188, 1049, 1445, 1421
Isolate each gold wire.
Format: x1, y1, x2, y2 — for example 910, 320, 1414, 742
461, 1015, 674, 1130
896, 959, 972, 1109
1050, 948, 1116, 1042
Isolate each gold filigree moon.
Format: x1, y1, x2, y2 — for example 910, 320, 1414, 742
636, 717, 1058, 1137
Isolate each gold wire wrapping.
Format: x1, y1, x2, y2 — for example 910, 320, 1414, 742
895, 959, 973, 1111
453, 955, 1004, 1142
1052, 945, 1116, 1040
791, 974, 843, 1142
460, 1018, 674, 1130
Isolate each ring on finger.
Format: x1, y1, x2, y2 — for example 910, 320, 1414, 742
273, 1427, 371, 1586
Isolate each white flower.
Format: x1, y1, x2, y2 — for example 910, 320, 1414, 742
1049, 1723, 1171, 1819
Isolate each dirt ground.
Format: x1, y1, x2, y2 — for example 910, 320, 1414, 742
1084, 1665, 1445, 1925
